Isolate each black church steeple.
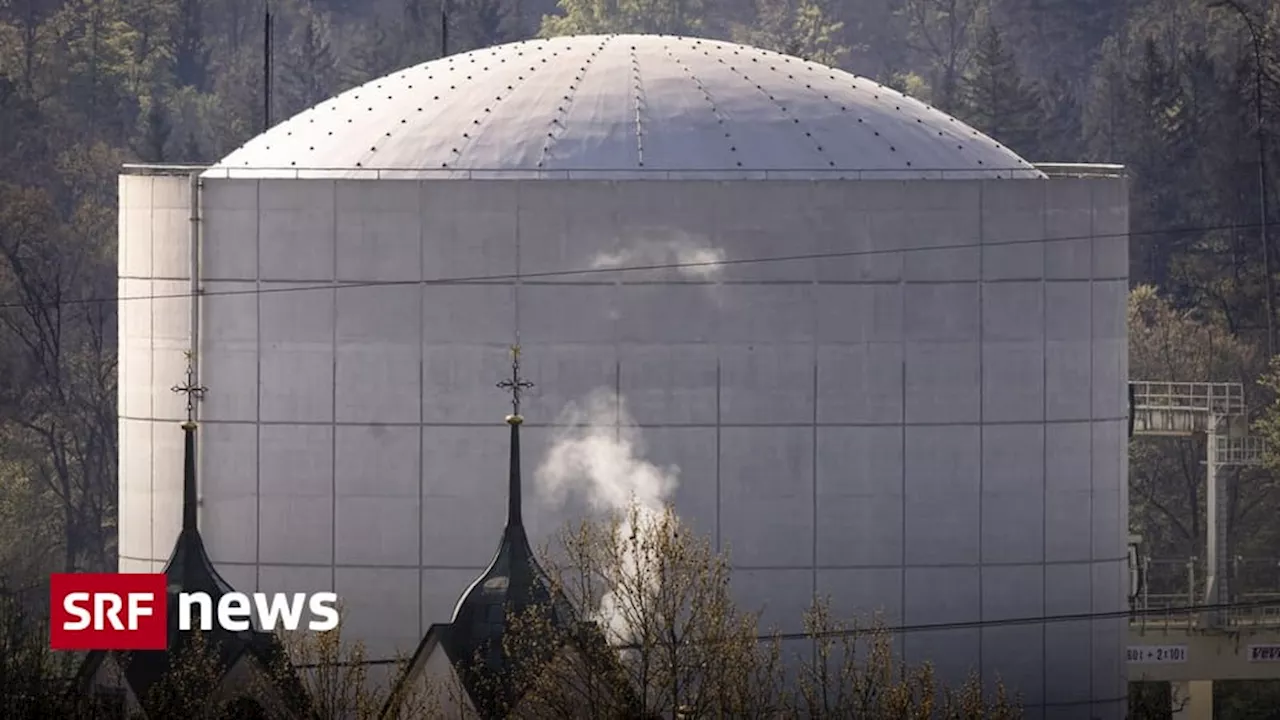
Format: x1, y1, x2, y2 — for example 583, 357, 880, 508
161, 352, 232, 599
441, 345, 572, 715
75, 354, 310, 716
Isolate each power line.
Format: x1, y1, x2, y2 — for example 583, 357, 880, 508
291, 597, 1280, 667
0, 219, 1266, 312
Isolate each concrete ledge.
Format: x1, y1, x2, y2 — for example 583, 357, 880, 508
1128, 626, 1280, 681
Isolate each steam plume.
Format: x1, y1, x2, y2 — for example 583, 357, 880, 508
589, 231, 726, 281
534, 389, 680, 643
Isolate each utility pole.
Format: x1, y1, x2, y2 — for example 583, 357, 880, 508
1212, 0, 1273, 356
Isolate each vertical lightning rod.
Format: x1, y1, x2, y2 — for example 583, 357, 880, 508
441, 0, 449, 58
264, 7, 273, 132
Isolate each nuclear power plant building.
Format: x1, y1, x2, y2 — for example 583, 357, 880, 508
117, 33, 1130, 718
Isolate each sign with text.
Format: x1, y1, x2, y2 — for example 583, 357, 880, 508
1248, 645, 1280, 662
50, 573, 339, 651
1127, 645, 1188, 663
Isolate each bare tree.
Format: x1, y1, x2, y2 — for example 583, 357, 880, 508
902, 0, 986, 112
1129, 284, 1274, 570
507, 501, 786, 718
263, 615, 443, 720
796, 597, 1020, 718
0, 181, 117, 574
128, 631, 237, 719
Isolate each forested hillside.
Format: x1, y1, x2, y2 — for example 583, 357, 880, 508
1, 0, 1279, 709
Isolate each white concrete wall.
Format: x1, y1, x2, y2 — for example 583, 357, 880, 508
118, 173, 193, 576
117, 174, 1130, 719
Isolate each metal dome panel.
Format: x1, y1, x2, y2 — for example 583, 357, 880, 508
209, 34, 1043, 180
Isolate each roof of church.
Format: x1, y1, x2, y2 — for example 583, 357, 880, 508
76, 417, 311, 716
383, 618, 646, 719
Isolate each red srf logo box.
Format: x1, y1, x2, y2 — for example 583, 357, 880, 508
49, 574, 168, 650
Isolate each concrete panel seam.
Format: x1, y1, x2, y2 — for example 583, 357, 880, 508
1087, 176, 1097, 706
255, 179, 263, 590
1040, 177, 1050, 707
418, 178, 426, 639
899, 267, 908, 665
810, 335, 819, 606
148, 174, 157, 565
715, 359, 722, 552
810, 231, 819, 605
331, 180, 338, 591
977, 179, 985, 685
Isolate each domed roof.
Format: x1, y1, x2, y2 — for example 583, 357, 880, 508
208, 34, 1043, 180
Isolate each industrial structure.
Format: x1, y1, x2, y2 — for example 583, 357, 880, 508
117, 34, 1131, 717
1126, 382, 1280, 719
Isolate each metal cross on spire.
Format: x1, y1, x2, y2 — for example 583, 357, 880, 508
496, 345, 533, 418
171, 351, 207, 423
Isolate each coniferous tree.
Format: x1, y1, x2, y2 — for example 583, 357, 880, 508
139, 91, 171, 162
958, 24, 1043, 159
992, 0, 1123, 85
173, 0, 212, 91
1035, 69, 1082, 161
278, 1, 340, 118
901, 0, 984, 113
1124, 37, 1191, 287
55, 0, 139, 144
343, 18, 406, 89
456, 0, 520, 51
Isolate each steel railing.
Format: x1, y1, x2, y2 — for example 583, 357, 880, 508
1130, 381, 1246, 416
120, 162, 1124, 180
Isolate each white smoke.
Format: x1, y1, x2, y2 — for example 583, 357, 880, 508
533, 389, 680, 643
589, 231, 727, 281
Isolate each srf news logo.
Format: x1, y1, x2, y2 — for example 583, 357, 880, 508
50, 574, 339, 651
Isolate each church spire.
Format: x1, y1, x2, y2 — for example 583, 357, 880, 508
171, 351, 206, 532
496, 345, 533, 527
438, 345, 571, 715
72, 360, 314, 714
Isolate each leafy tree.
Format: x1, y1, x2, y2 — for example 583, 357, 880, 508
539, 0, 706, 37
731, 0, 850, 67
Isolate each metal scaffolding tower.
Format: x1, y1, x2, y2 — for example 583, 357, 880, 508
1129, 381, 1267, 627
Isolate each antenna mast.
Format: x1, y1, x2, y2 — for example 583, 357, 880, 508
441, 0, 449, 58
263, 5, 273, 132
